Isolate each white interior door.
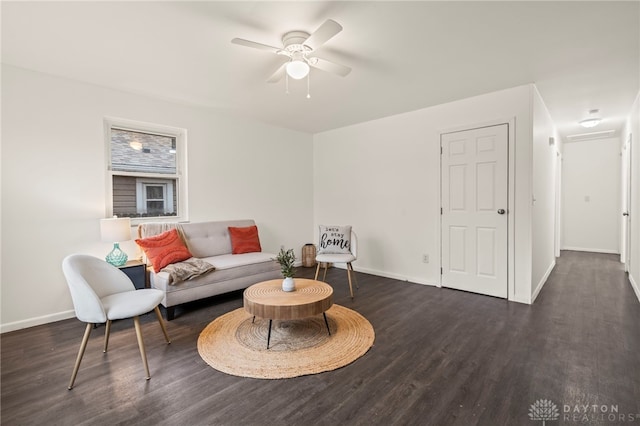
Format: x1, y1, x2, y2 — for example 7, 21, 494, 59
441, 124, 508, 298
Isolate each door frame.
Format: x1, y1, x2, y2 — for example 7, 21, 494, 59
438, 117, 516, 300
622, 133, 633, 271
555, 151, 562, 258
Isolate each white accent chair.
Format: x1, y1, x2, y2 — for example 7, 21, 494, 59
62, 254, 171, 390
314, 230, 359, 298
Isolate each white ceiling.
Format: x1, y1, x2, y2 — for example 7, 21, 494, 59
2, 1, 639, 138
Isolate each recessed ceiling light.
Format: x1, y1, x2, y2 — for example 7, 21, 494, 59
579, 109, 601, 128
579, 118, 601, 128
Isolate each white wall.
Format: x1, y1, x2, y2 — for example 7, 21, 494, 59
1, 65, 314, 332
561, 137, 621, 253
313, 84, 535, 303
623, 92, 640, 301
531, 87, 560, 301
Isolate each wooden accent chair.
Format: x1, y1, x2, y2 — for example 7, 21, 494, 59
62, 254, 170, 390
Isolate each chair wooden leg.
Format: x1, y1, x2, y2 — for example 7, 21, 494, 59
154, 306, 171, 344
322, 262, 328, 281
133, 316, 151, 380
348, 263, 359, 289
346, 264, 354, 299
314, 263, 321, 280
68, 323, 93, 390
103, 320, 112, 353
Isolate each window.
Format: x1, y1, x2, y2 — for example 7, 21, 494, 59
106, 118, 187, 222
137, 178, 174, 216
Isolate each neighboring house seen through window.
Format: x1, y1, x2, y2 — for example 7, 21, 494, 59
106, 119, 187, 222
137, 178, 174, 216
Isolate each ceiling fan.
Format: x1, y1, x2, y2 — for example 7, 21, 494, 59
231, 19, 352, 84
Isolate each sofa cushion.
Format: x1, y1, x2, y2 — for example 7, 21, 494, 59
135, 229, 193, 272
228, 225, 262, 254
150, 253, 280, 295
179, 219, 257, 258
205, 252, 275, 270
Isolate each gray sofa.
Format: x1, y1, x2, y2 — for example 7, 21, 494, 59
137, 219, 281, 320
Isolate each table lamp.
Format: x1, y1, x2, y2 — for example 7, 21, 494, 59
100, 217, 131, 266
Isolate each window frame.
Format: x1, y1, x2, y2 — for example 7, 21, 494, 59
105, 117, 188, 224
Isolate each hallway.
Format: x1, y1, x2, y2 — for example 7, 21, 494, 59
525, 250, 640, 424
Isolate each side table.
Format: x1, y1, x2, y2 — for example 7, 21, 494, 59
118, 260, 148, 290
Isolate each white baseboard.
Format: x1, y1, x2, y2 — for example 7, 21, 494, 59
331, 263, 439, 287
561, 247, 619, 254
509, 296, 531, 304
531, 260, 556, 303
629, 273, 640, 303
1, 310, 75, 334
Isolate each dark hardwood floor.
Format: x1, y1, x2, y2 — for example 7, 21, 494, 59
2, 251, 639, 425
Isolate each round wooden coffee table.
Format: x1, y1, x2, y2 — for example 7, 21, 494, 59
243, 279, 333, 349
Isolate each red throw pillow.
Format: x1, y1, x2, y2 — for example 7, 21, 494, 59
135, 228, 192, 272
228, 225, 262, 254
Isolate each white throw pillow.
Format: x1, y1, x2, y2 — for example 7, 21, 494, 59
318, 225, 352, 254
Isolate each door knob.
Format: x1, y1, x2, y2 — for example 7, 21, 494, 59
623, 212, 630, 216
497, 209, 506, 215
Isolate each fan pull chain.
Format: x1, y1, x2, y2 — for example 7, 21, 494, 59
285, 73, 290, 95
306, 73, 311, 99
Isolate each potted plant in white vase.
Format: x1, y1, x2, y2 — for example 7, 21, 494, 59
275, 247, 296, 292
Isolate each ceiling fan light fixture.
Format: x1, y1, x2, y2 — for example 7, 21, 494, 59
286, 60, 309, 80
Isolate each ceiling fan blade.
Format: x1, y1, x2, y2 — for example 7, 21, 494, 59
267, 62, 287, 83
303, 19, 343, 51
309, 57, 351, 77
231, 38, 280, 54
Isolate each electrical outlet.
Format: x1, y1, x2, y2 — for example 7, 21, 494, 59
422, 254, 429, 263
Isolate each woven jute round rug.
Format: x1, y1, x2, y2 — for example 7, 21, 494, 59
197, 304, 375, 379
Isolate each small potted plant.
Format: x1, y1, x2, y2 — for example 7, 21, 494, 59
275, 247, 296, 292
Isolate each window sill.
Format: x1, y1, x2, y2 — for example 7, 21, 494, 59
129, 216, 189, 227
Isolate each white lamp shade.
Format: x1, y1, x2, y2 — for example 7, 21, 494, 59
100, 217, 131, 242
286, 60, 310, 79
